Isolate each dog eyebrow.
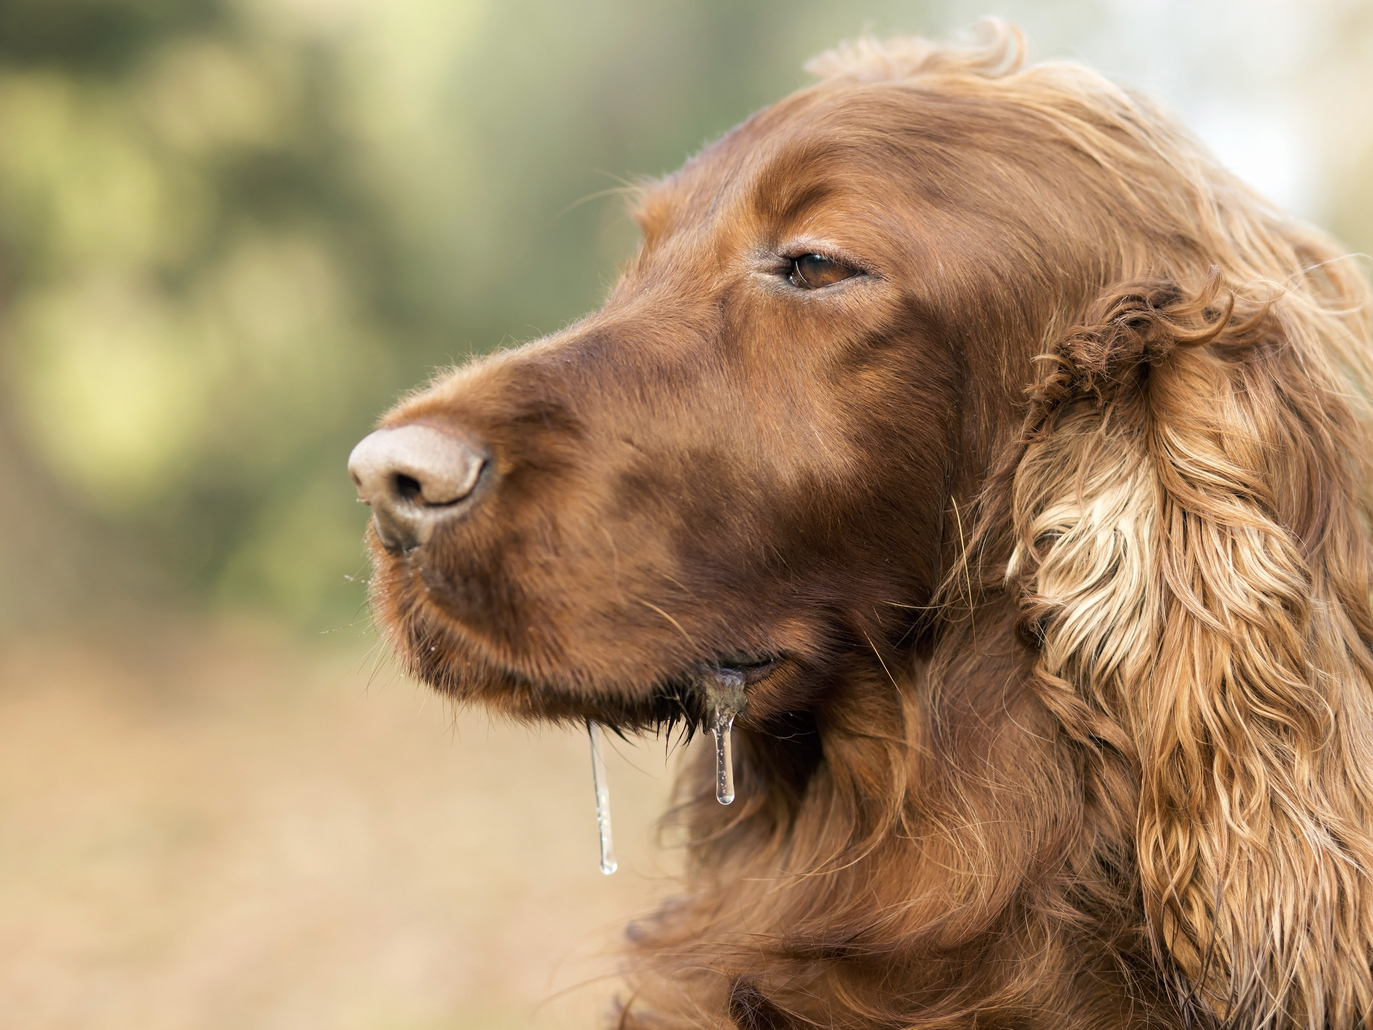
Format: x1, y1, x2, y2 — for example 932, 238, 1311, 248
748, 133, 893, 231
754, 175, 837, 229
634, 134, 851, 245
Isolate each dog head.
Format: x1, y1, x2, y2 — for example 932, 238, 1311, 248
352, 23, 1373, 1030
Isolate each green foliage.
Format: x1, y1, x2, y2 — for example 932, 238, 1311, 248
0, 0, 221, 73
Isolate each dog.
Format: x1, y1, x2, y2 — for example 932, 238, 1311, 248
348, 22, 1373, 1029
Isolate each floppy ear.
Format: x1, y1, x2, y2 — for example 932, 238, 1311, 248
1011, 270, 1373, 1029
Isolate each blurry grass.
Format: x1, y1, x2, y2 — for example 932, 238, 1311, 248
0, 620, 679, 1029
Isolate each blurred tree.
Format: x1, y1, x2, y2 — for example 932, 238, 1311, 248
0, 0, 220, 72
0, 0, 407, 628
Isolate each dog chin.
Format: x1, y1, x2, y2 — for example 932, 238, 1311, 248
385, 587, 789, 734
380, 597, 647, 726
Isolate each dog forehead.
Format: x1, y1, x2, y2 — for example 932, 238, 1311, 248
632, 84, 928, 246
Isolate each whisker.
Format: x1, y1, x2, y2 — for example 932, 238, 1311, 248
637, 599, 699, 651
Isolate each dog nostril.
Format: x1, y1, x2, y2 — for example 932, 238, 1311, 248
394, 473, 424, 504
347, 424, 487, 552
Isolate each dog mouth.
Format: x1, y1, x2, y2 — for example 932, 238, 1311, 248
370, 526, 798, 734
390, 582, 793, 733
591, 652, 785, 738
702, 654, 783, 693
382, 568, 826, 869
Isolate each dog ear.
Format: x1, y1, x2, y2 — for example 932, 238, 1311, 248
1010, 268, 1373, 1028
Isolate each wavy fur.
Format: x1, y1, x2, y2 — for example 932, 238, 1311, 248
1011, 269, 1373, 1027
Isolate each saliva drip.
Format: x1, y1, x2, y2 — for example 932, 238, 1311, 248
703, 669, 747, 806
587, 720, 617, 875
710, 705, 736, 804
586, 666, 747, 874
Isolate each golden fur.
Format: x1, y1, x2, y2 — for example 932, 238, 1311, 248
360, 21, 1373, 1029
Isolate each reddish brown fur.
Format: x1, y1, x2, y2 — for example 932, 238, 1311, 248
361, 23, 1373, 1029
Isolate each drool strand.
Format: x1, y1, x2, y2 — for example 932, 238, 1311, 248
587, 720, 617, 874
710, 705, 736, 804
703, 669, 747, 806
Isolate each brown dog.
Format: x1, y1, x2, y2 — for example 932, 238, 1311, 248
349, 23, 1373, 1030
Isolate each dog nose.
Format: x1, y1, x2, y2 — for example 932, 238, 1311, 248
347, 424, 486, 553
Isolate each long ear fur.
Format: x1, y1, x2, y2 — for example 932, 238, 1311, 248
1011, 266, 1373, 1028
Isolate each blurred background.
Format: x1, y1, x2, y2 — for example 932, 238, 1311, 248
0, 0, 1368, 1027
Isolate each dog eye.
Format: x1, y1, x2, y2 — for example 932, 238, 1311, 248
788, 254, 859, 289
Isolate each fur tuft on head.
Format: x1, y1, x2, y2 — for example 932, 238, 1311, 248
804, 17, 1025, 83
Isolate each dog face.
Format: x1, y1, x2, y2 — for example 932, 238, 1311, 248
354, 82, 1063, 732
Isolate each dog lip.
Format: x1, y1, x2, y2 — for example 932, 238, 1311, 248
616, 654, 784, 736
704, 654, 781, 685
392, 587, 786, 727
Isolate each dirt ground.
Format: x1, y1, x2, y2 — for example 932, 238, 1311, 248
0, 619, 680, 1029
